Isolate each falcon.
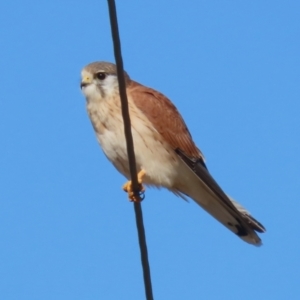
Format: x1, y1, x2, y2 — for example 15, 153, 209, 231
80, 61, 265, 246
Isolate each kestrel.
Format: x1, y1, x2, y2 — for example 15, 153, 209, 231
80, 61, 265, 246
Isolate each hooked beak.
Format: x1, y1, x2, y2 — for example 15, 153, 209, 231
80, 75, 92, 89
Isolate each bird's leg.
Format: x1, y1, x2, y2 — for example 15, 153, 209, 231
122, 169, 146, 202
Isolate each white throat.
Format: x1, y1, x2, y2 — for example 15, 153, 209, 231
82, 74, 119, 103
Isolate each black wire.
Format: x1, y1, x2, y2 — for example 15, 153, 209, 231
106, 1, 154, 299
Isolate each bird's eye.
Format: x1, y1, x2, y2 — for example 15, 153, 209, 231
96, 72, 106, 80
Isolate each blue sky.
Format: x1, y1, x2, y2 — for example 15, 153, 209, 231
1, 1, 299, 299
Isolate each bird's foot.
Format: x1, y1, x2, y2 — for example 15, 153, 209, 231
122, 169, 146, 202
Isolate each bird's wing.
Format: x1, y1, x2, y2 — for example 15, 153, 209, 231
129, 81, 204, 160
129, 81, 265, 245
176, 148, 265, 234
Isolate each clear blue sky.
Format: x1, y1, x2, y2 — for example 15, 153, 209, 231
1, 1, 299, 299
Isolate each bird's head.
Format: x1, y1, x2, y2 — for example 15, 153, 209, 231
80, 61, 130, 101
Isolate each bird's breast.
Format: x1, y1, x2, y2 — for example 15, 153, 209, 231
86, 97, 180, 188
87, 97, 130, 175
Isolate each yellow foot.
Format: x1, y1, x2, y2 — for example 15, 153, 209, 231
122, 169, 146, 202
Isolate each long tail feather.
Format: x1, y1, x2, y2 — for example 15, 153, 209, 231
176, 150, 265, 245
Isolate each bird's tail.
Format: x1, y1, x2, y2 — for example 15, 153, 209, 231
175, 156, 265, 246
228, 196, 265, 234
190, 186, 264, 246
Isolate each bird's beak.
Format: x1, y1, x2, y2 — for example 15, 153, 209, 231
80, 76, 92, 88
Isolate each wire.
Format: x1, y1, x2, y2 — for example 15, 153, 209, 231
106, 1, 154, 299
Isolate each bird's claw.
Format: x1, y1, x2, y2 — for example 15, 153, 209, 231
122, 170, 146, 202
122, 181, 145, 202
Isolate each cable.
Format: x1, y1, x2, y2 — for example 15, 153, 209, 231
106, 1, 154, 299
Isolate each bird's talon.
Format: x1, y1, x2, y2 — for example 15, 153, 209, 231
122, 170, 146, 202
139, 191, 145, 200
125, 184, 145, 202
122, 181, 131, 192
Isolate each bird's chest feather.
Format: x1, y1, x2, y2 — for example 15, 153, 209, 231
86, 97, 179, 186
87, 99, 127, 163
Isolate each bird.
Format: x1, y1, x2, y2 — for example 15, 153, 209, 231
80, 61, 265, 246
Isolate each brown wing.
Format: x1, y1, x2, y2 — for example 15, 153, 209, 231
128, 80, 204, 161
128, 81, 265, 237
